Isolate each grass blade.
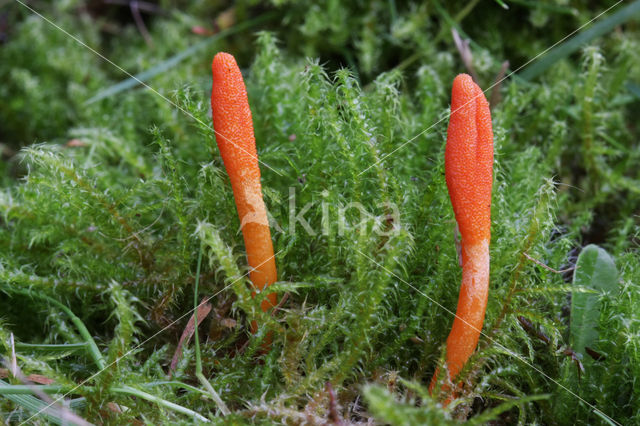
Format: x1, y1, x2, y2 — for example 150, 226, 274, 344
0, 384, 67, 395
4, 288, 106, 370
85, 12, 276, 104
14, 342, 88, 354
111, 385, 210, 422
467, 394, 550, 425
0, 380, 73, 425
519, 0, 640, 80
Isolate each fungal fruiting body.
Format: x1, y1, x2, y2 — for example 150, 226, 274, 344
430, 74, 493, 398
211, 52, 278, 328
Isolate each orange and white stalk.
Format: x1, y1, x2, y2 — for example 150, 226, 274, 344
430, 74, 493, 399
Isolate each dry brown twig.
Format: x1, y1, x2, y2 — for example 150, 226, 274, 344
451, 28, 480, 83
103, 0, 160, 46
326, 381, 345, 425
490, 60, 510, 109
523, 252, 575, 274
168, 298, 212, 376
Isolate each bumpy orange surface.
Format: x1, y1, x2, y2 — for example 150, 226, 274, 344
444, 74, 493, 249
211, 52, 277, 313
430, 74, 493, 399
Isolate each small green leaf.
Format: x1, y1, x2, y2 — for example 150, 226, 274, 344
570, 244, 618, 357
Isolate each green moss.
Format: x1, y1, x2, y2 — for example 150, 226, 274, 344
0, 1, 639, 424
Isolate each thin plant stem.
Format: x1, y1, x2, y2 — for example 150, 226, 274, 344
5, 288, 106, 370
15, 342, 88, 353
0, 385, 67, 395
194, 243, 204, 377
111, 385, 210, 422
193, 243, 230, 416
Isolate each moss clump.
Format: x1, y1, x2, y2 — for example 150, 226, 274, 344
1, 1, 639, 424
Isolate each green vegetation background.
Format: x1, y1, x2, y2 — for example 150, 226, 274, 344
0, 0, 639, 424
